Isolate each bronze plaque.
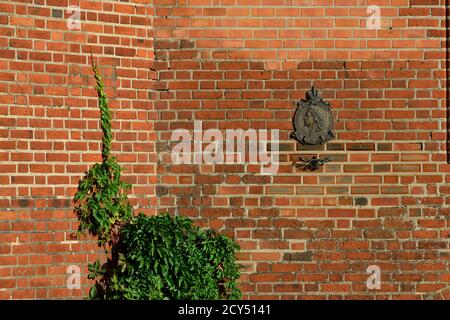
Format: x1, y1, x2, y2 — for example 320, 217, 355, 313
291, 87, 335, 145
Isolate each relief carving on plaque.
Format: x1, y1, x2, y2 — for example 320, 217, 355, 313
291, 86, 335, 145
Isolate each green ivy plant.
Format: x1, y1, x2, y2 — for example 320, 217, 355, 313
74, 58, 241, 300
74, 61, 132, 247
88, 214, 241, 300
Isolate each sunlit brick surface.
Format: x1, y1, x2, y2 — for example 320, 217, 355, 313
0, 0, 449, 299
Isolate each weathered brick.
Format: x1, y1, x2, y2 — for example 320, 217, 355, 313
283, 251, 313, 262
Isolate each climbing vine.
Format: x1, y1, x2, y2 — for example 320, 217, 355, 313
74, 58, 241, 300
73, 59, 132, 247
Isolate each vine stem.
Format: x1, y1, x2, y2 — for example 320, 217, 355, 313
90, 56, 112, 161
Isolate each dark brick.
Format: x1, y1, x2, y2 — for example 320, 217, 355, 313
242, 175, 270, 184
268, 143, 294, 151
284, 251, 313, 262
155, 185, 169, 196
278, 143, 295, 151
327, 187, 349, 194
297, 144, 325, 151
347, 143, 375, 151
313, 61, 345, 69
154, 40, 179, 49
377, 143, 392, 151
296, 187, 324, 195
180, 39, 195, 49
327, 143, 344, 151
374, 164, 390, 172
156, 141, 171, 152
325, 164, 341, 173
319, 176, 335, 184
344, 165, 371, 173
354, 197, 368, 206
19, 199, 30, 208
52, 9, 62, 18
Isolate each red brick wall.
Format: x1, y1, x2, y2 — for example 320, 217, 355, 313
0, 0, 157, 299
1, 0, 449, 299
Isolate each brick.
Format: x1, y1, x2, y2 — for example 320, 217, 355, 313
326, 143, 344, 151
354, 197, 368, 206
283, 251, 313, 262
346, 143, 375, 151
343, 165, 371, 173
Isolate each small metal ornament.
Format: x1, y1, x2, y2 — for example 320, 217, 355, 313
291, 86, 335, 145
295, 156, 332, 171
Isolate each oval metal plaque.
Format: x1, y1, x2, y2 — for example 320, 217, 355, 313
291, 86, 335, 145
